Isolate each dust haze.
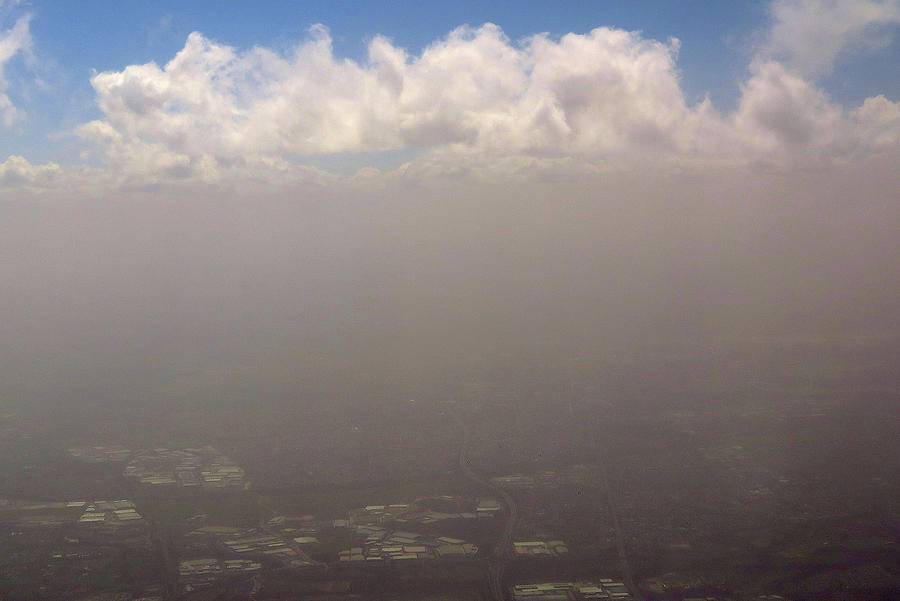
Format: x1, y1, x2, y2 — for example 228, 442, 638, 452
3, 151, 900, 601
2, 159, 898, 414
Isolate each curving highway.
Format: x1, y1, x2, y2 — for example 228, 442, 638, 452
452, 410, 518, 601
597, 460, 644, 601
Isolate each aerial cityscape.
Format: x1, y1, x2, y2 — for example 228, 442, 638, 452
1, 0, 898, 600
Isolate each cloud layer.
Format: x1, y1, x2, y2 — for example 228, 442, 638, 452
67, 17, 897, 186
0, 0, 897, 191
76, 25, 699, 170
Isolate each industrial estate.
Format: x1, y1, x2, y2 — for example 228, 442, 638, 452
2, 366, 898, 601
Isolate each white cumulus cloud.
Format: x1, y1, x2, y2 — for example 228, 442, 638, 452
0, 155, 62, 188
0, 3, 829, 190
764, 0, 900, 79
0, 13, 30, 128
74, 18, 900, 187
732, 61, 846, 159
76, 24, 716, 178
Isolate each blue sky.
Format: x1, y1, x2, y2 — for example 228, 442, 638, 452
0, 0, 898, 181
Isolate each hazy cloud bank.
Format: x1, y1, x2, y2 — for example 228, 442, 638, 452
2, 160, 899, 411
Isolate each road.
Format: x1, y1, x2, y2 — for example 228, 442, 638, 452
452, 410, 517, 601
596, 449, 644, 601
148, 518, 178, 601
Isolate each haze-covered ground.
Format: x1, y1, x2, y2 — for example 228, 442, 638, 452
2, 159, 898, 494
